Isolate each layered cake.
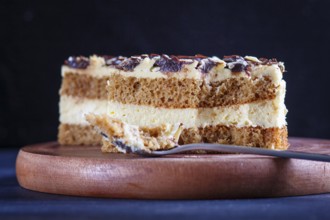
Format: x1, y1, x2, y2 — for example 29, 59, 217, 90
59, 54, 288, 151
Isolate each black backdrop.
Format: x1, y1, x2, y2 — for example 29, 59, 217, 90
1, 0, 330, 148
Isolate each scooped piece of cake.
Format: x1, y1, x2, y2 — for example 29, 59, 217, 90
85, 114, 183, 153
58, 54, 288, 150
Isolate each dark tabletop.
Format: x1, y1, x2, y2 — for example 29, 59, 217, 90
1, 148, 330, 220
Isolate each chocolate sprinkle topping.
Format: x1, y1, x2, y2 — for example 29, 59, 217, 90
154, 55, 183, 72
177, 54, 207, 60
231, 63, 245, 72
64, 56, 90, 69
104, 56, 123, 66
63, 54, 284, 74
198, 58, 217, 73
152, 54, 216, 73
118, 57, 141, 71
223, 55, 250, 75
104, 56, 141, 72
259, 58, 279, 65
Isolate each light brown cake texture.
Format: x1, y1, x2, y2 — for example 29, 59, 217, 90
60, 72, 276, 107
58, 54, 288, 151
108, 74, 277, 108
59, 123, 101, 145
59, 123, 288, 150
60, 73, 110, 100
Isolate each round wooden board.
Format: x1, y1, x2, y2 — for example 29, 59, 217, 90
16, 137, 330, 199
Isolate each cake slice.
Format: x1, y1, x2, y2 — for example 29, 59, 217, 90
58, 54, 288, 151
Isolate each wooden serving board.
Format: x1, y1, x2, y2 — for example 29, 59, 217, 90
16, 137, 330, 199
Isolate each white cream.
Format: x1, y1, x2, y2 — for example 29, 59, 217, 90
59, 96, 108, 125
60, 81, 287, 128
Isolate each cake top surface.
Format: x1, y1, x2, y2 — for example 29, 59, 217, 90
63, 54, 285, 75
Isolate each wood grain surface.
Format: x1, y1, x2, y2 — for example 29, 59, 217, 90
16, 137, 330, 199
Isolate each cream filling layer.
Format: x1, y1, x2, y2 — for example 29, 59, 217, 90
62, 56, 284, 86
60, 81, 287, 128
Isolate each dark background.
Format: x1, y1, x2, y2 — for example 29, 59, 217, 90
1, 0, 330, 148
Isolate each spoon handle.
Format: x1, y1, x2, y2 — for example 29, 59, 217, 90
149, 143, 330, 162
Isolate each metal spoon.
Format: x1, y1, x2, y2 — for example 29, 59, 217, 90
130, 143, 330, 162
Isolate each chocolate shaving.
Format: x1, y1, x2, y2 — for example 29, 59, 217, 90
64, 56, 90, 69
141, 54, 149, 59
197, 58, 217, 73
118, 57, 141, 71
104, 56, 141, 71
152, 54, 217, 73
104, 56, 125, 66
259, 58, 279, 65
223, 55, 241, 63
153, 55, 183, 72
223, 55, 250, 75
176, 54, 207, 60
256, 57, 284, 72
103, 54, 218, 73
64, 54, 283, 75
149, 54, 160, 58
